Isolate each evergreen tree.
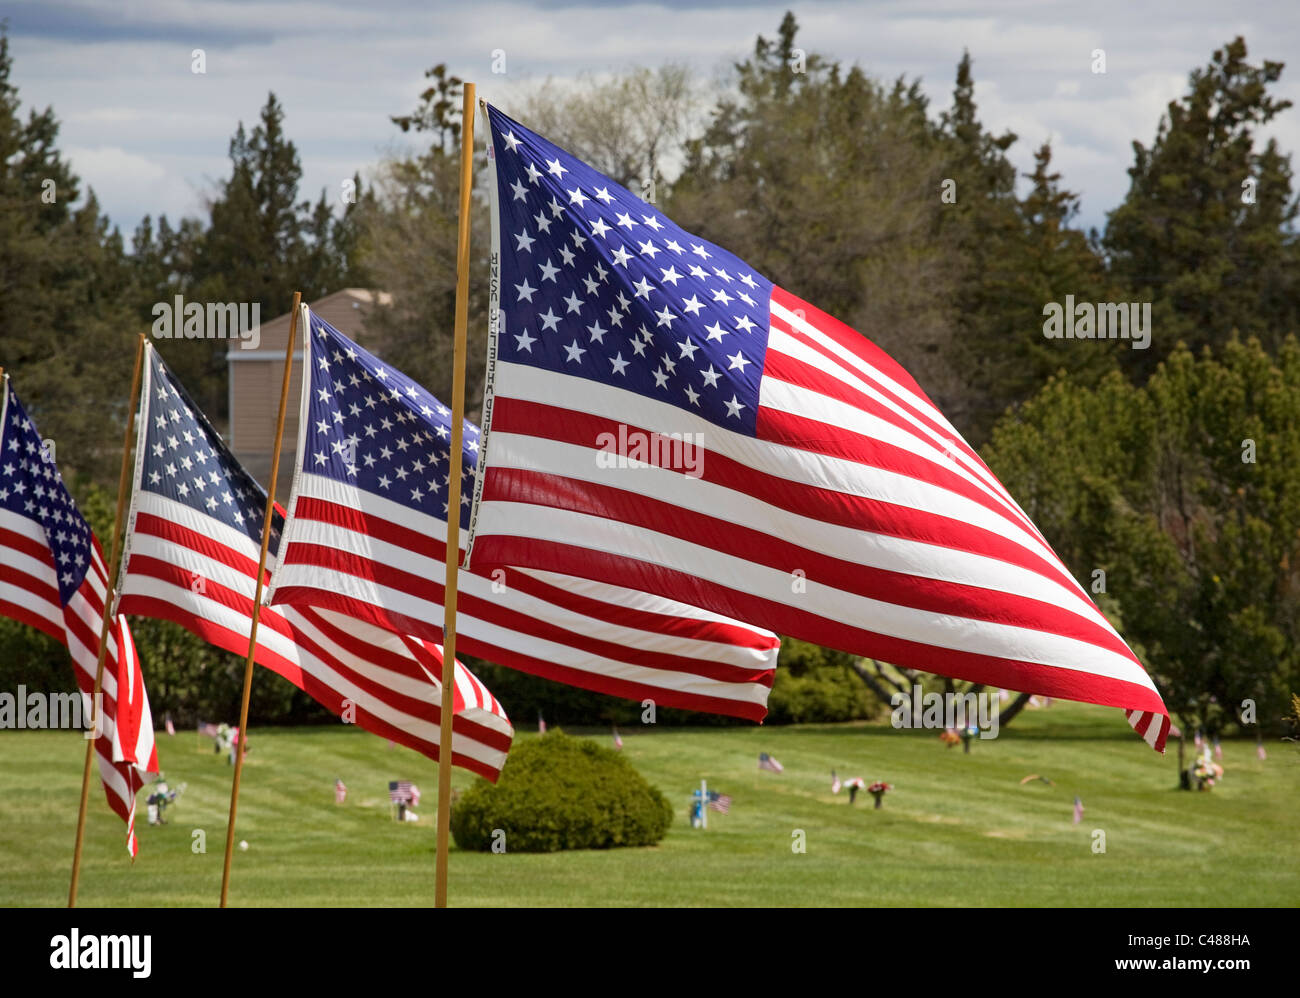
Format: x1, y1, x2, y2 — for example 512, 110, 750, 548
1104, 37, 1299, 378
0, 27, 139, 485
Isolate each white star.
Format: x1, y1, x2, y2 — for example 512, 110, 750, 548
654, 306, 677, 329
616, 211, 636, 229
546, 157, 568, 179
515, 279, 537, 302
727, 351, 750, 372
660, 266, 682, 286
514, 329, 537, 353
568, 188, 589, 207
642, 214, 664, 231
638, 240, 660, 259
611, 244, 632, 267
594, 186, 614, 203
682, 295, 705, 316
538, 308, 561, 332
510, 178, 528, 202
502, 130, 521, 152
652, 367, 670, 388
538, 258, 560, 282
563, 291, 584, 314
533, 211, 552, 233
700, 365, 721, 388
740, 273, 758, 289
609, 353, 630, 375
587, 321, 608, 344
679, 340, 699, 360
559, 245, 576, 266
564, 341, 586, 364
514, 230, 535, 253
712, 288, 734, 305
724, 395, 745, 418
525, 161, 542, 184
684, 385, 701, 406
632, 277, 653, 300
735, 315, 757, 333
591, 217, 612, 239
691, 243, 712, 260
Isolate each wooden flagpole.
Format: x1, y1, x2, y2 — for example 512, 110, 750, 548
434, 80, 477, 909
68, 331, 146, 908
219, 290, 301, 908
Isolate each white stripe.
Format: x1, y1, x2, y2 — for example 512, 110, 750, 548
473, 498, 1160, 695
481, 426, 1111, 635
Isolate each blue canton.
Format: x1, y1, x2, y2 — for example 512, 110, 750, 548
138, 347, 282, 552
302, 312, 478, 531
0, 381, 94, 604
487, 104, 773, 436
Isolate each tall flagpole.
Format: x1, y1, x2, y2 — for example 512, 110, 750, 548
69, 331, 146, 908
219, 290, 301, 908
435, 80, 477, 909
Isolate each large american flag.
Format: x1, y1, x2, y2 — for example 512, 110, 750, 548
463, 104, 1170, 752
0, 375, 159, 856
114, 343, 513, 781
264, 308, 781, 720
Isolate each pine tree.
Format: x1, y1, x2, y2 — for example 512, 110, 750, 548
1104, 37, 1299, 378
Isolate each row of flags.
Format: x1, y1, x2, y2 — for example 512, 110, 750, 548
2, 99, 1178, 860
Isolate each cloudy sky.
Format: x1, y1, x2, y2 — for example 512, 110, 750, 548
6, 0, 1299, 239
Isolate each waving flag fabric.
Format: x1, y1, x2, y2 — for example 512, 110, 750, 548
464, 104, 1169, 752
264, 308, 780, 720
114, 344, 512, 780
0, 375, 158, 855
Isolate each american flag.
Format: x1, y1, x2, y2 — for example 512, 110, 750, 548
264, 308, 780, 720
0, 374, 158, 856
164, 714, 175, 736
707, 790, 731, 814
758, 752, 783, 773
334, 778, 347, 804
197, 722, 219, 738
388, 780, 419, 805
612, 726, 623, 749
1072, 796, 1084, 824
464, 103, 1170, 753
114, 343, 513, 780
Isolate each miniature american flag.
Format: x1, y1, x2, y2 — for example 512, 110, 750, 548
758, 752, 783, 773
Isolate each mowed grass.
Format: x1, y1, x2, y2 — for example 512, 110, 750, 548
1, 700, 1296, 907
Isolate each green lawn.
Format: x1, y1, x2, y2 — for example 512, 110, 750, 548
2, 700, 1295, 906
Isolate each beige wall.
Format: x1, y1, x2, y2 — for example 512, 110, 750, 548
228, 289, 389, 503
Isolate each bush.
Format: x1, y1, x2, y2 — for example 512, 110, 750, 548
450, 730, 672, 852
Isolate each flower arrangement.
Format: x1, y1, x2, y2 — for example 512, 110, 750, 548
939, 728, 961, 747
867, 781, 893, 809
1192, 752, 1224, 790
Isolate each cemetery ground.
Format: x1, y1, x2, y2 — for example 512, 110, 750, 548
1, 700, 1295, 907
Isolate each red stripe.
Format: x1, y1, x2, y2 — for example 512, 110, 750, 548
285, 498, 777, 685
492, 395, 1086, 617
120, 551, 512, 753
479, 463, 1138, 664
470, 532, 1168, 717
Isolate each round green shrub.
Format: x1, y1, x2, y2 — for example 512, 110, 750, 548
450, 730, 673, 852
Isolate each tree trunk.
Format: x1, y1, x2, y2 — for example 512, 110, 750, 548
996, 692, 1033, 727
